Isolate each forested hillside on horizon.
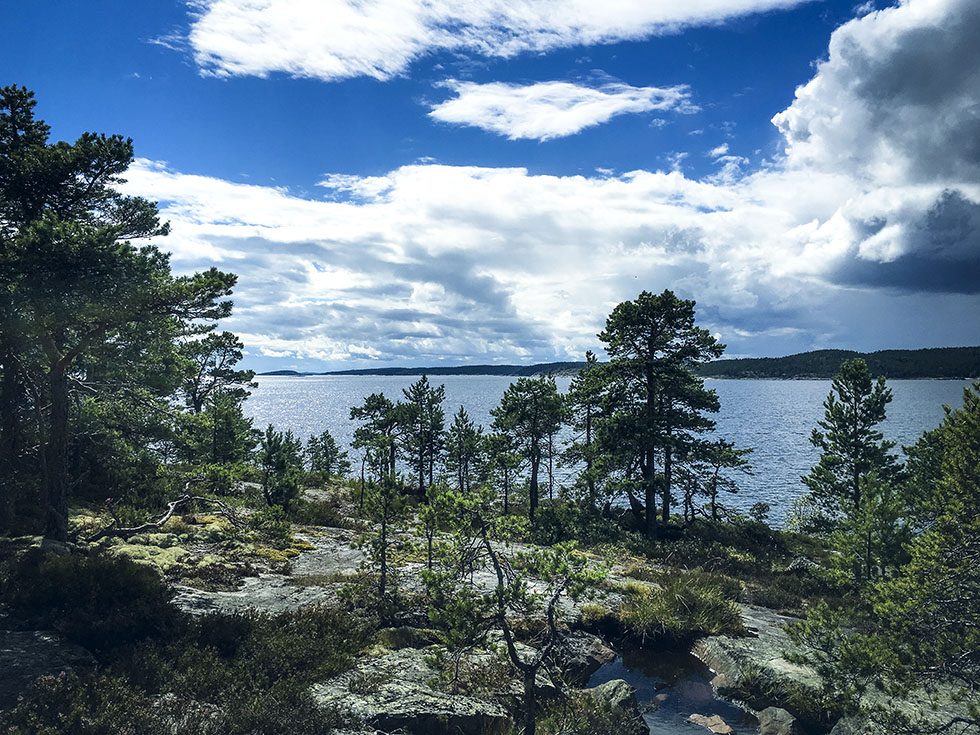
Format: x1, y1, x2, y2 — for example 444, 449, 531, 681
261, 346, 980, 380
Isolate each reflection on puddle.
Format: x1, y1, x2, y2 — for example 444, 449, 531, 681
587, 647, 759, 734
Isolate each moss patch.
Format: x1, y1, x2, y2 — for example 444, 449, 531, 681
110, 544, 190, 574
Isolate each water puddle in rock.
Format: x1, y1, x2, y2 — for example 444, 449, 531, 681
588, 647, 759, 734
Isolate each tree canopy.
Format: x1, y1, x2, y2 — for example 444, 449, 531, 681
0, 85, 241, 539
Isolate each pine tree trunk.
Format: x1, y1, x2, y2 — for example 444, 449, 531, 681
0, 338, 21, 531
643, 350, 658, 539
585, 407, 594, 503
522, 669, 537, 735
547, 434, 554, 500
529, 452, 540, 523
662, 445, 672, 524
643, 452, 658, 539
44, 363, 69, 541
379, 507, 388, 600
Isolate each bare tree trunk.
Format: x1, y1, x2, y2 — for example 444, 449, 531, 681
662, 445, 672, 524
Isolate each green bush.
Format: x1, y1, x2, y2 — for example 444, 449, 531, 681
537, 687, 641, 735
247, 505, 293, 547
747, 583, 803, 611
531, 500, 621, 546
1, 550, 180, 653
289, 497, 345, 528
0, 672, 349, 735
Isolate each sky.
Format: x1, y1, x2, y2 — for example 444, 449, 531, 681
2, 0, 979, 371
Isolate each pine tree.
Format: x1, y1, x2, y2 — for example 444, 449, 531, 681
0, 86, 237, 539
490, 376, 562, 523
563, 351, 606, 506
597, 290, 723, 538
801, 358, 905, 584
258, 425, 303, 512
398, 375, 446, 497
307, 429, 351, 482
350, 393, 398, 483
803, 358, 900, 520
445, 406, 482, 493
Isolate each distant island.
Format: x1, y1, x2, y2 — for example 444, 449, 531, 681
260, 346, 980, 380
698, 346, 980, 379
260, 362, 587, 377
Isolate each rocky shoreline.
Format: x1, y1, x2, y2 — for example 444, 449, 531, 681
2, 504, 973, 735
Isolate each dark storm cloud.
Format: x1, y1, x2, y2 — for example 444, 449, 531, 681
832, 190, 980, 294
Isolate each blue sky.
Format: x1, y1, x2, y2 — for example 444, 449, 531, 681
3, 0, 979, 371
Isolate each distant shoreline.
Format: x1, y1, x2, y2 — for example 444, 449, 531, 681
258, 346, 980, 381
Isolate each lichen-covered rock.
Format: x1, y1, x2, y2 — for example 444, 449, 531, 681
551, 631, 617, 686
695, 605, 976, 735
759, 706, 805, 735
312, 646, 511, 735
584, 678, 648, 735
174, 572, 337, 615
693, 604, 822, 697
0, 630, 94, 708
688, 713, 735, 734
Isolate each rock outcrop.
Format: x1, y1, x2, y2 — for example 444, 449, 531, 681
759, 706, 805, 735
584, 678, 648, 735
551, 630, 617, 686
311, 646, 512, 735
688, 713, 735, 734
693, 605, 821, 699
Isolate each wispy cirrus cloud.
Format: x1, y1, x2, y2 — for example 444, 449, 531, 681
428, 80, 696, 140
182, 0, 813, 82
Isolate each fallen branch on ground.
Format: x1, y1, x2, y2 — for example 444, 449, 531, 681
81, 480, 246, 543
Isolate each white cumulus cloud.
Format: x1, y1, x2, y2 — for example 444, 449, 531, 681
428, 80, 695, 140
184, 0, 812, 82
772, 0, 980, 292
126, 0, 980, 367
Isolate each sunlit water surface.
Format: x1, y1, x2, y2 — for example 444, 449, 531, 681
244, 375, 971, 526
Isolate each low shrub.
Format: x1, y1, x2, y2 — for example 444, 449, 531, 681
1, 549, 180, 654
747, 583, 803, 611
0, 673, 160, 735
0, 672, 350, 735
536, 687, 642, 735
1, 605, 373, 735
